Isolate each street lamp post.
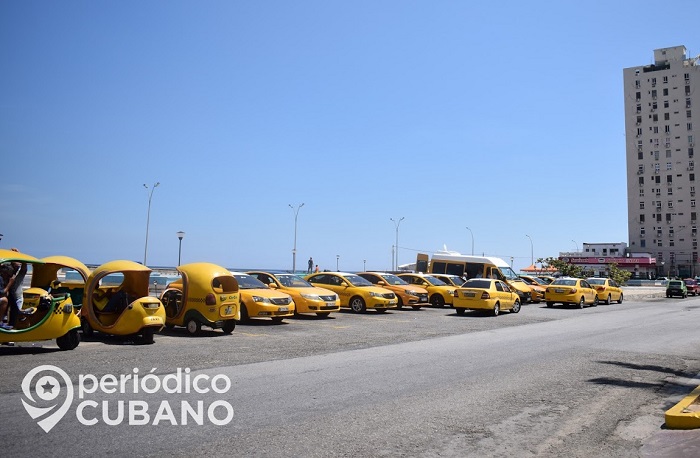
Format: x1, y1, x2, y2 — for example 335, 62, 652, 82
572, 240, 579, 252
363, 259, 366, 271
289, 203, 305, 273
336, 255, 340, 271
143, 182, 160, 266
465, 226, 474, 255
390, 217, 405, 271
176, 231, 185, 266
525, 234, 534, 266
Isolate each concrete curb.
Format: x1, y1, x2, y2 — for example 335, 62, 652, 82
665, 384, 700, 429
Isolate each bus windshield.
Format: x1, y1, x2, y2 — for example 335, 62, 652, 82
499, 267, 519, 280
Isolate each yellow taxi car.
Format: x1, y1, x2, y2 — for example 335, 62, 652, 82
430, 273, 465, 288
397, 273, 456, 307
247, 271, 340, 317
304, 272, 397, 313
230, 272, 295, 323
545, 277, 598, 308
514, 276, 545, 303
357, 272, 429, 310
453, 278, 521, 316
586, 277, 624, 304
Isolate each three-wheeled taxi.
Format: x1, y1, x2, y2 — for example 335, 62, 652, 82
32, 256, 91, 308
0, 249, 81, 350
82, 260, 166, 344
160, 262, 239, 335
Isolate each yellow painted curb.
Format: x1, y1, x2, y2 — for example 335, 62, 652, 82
665, 384, 700, 429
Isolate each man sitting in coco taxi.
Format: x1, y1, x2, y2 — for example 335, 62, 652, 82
93, 285, 137, 314
0, 264, 18, 330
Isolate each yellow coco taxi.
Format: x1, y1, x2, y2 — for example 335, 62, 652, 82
230, 272, 295, 323
453, 278, 521, 316
161, 263, 240, 335
357, 272, 429, 310
545, 277, 599, 309
586, 277, 624, 305
247, 271, 340, 317
304, 272, 397, 313
0, 250, 81, 350
397, 273, 456, 307
32, 256, 91, 309
83, 260, 166, 343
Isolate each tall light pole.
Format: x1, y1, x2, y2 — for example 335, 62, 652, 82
336, 254, 340, 271
143, 182, 160, 266
176, 231, 185, 266
289, 203, 304, 273
525, 234, 534, 266
363, 259, 366, 271
572, 240, 579, 252
465, 226, 474, 255
390, 217, 405, 271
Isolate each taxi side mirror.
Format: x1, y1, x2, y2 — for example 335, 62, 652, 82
378, 281, 386, 286
268, 283, 277, 289
340, 281, 348, 287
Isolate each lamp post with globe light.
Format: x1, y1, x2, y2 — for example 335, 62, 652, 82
176, 231, 185, 266
289, 203, 304, 273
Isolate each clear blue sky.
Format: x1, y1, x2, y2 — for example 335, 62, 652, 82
2, 1, 700, 272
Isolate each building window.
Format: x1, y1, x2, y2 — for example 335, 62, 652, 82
691, 160, 695, 170
692, 200, 696, 208
637, 104, 642, 113
692, 212, 697, 221
640, 202, 645, 209
652, 78, 657, 86
667, 213, 672, 222
638, 164, 645, 174
666, 125, 671, 134
657, 229, 663, 237
652, 89, 658, 98
654, 126, 659, 134
687, 98, 692, 108
686, 86, 691, 96
663, 88, 669, 96
636, 80, 641, 88
668, 187, 673, 195
690, 148, 694, 158
667, 175, 673, 183
639, 176, 644, 186
638, 151, 644, 160
689, 123, 694, 131
656, 188, 661, 196
691, 173, 695, 182
641, 228, 646, 237
637, 127, 643, 136
656, 175, 661, 184
656, 201, 662, 209
664, 76, 669, 83
666, 149, 672, 158
655, 150, 660, 160
685, 73, 690, 81
653, 114, 659, 122
664, 112, 670, 121
667, 162, 672, 170
670, 240, 675, 247
653, 102, 658, 110
688, 110, 692, 118
640, 214, 645, 223
668, 201, 674, 208
665, 100, 670, 109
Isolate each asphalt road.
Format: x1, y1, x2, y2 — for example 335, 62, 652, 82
2, 293, 700, 457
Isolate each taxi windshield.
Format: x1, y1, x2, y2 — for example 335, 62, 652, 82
587, 278, 606, 285
277, 274, 313, 288
381, 274, 408, 286
424, 276, 446, 286
232, 274, 268, 289
344, 274, 373, 287
500, 267, 519, 280
551, 279, 577, 286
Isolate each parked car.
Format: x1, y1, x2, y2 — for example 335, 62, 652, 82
666, 279, 688, 298
511, 277, 543, 303
230, 272, 295, 322
545, 277, 598, 308
304, 272, 397, 313
247, 271, 340, 317
429, 273, 465, 288
397, 273, 456, 307
357, 272, 429, 309
453, 278, 521, 316
586, 277, 624, 304
683, 278, 700, 296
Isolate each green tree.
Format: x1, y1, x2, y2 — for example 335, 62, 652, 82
607, 263, 632, 285
537, 257, 583, 278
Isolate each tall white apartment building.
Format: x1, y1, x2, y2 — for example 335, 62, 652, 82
625, 46, 700, 277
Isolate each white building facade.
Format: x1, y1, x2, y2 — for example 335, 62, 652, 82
559, 242, 656, 279
624, 46, 700, 278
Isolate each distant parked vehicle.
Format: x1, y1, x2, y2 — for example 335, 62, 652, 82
586, 278, 624, 304
683, 278, 699, 296
452, 278, 521, 316
666, 280, 688, 298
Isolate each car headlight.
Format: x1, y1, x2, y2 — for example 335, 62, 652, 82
405, 289, 419, 297
369, 292, 382, 298
447, 290, 455, 295
300, 294, 321, 300
251, 296, 272, 304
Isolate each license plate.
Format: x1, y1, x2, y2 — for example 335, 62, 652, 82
555, 288, 565, 293
278, 307, 288, 312
465, 292, 475, 297
325, 302, 335, 307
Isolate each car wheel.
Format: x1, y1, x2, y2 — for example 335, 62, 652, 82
493, 302, 500, 316
456, 308, 465, 315
593, 296, 599, 307
511, 299, 521, 314
81, 318, 94, 337
56, 328, 80, 350
546, 301, 554, 307
606, 294, 612, 305
578, 297, 585, 309
350, 296, 366, 313
222, 320, 235, 334
617, 293, 623, 304
141, 327, 156, 345
430, 294, 445, 308
240, 303, 250, 322
185, 319, 201, 336
396, 296, 404, 309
